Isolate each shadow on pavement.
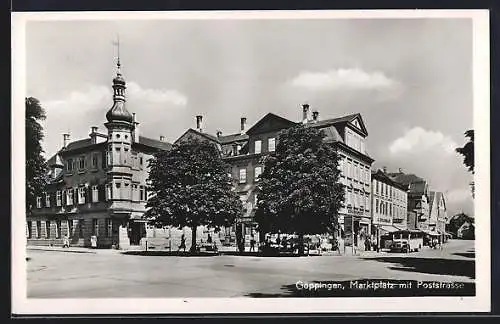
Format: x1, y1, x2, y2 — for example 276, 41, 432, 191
245, 279, 475, 297
452, 252, 475, 259
363, 257, 475, 279
121, 251, 218, 257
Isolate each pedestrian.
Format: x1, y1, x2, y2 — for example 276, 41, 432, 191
207, 233, 212, 244
62, 235, 70, 248
333, 237, 341, 255
179, 233, 186, 252
250, 233, 256, 252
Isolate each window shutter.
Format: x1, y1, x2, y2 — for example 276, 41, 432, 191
98, 184, 105, 202
86, 185, 92, 203
102, 151, 107, 169
73, 188, 78, 205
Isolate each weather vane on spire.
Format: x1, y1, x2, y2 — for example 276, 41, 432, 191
112, 34, 121, 73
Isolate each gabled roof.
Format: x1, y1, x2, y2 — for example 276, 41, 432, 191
429, 191, 436, 212
137, 136, 172, 151
245, 112, 297, 135
388, 172, 428, 195
310, 113, 368, 136
174, 128, 220, 145
63, 138, 95, 152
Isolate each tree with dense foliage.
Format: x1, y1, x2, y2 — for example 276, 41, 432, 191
255, 124, 345, 256
145, 138, 243, 253
26, 97, 47, 214
456, 130, 474, 198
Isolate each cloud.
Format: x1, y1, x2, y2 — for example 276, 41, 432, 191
447, 188, 473, 204
289, 68, 401, 92
389, 127, 458, 155
39, 82, 187, 157
127, 82, 187, 106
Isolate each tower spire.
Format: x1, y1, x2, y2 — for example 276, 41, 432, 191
106, 34, 132, 124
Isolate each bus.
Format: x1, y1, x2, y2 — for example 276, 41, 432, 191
390, 230, 424, 253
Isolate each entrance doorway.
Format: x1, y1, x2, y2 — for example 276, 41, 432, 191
128, 221, 146, 246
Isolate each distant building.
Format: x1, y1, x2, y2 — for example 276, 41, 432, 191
387, 171, 431, 231
428, 191, 448, 237
370, 168, 408, 247
175, 104, 374, 248
27, 61, 171, 248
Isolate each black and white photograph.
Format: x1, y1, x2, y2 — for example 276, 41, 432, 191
12, 10, 490, 314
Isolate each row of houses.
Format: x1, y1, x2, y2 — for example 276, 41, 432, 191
27, 61, 448, 250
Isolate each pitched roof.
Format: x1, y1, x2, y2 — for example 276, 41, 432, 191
138, 136, 172, 151
174, 128, 221, 145
429, 191, 436, 211
64, 138, 95, 152
310, 113, 368, 136
388, 172, 429, 194
245, 112, 297, 135
314, 125, 344, 143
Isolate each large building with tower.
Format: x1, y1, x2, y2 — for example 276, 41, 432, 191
27, 56, 376, 250
27, 61, 171, 249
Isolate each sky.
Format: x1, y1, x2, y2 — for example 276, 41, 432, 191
25, 16, 474, 216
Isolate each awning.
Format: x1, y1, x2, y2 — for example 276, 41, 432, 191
422, 229, 441, 236
375, 225, 401, 233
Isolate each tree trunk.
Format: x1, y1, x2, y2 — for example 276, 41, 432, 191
190, 225, 197, 254
298, 233, 305, 256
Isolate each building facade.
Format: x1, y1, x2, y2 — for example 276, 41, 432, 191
387, 171, 430, 231
27, 62, 171, 248
428, 191, 448, 239
370, 168, 408, 248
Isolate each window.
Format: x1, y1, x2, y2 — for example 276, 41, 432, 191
139, 156, 143, 166
56, 190, 62, 206
347, 161, 352, 178
92, 219, 99, 236
45, 221, 51, 238
78, 219, 84, 238
66, 188, 73, 205
79, 156, 85, 170
92, 154, 98, 168
36, 196, 42, 208
139, 186, 145, 201
92, 185, 99, 203
68, 220, 74, 237
376, 180, 379, 194
105, 183, 111, 201
45, 193, 50, 207
106, 151, 112, 166
105, 219, 112, 237
36, 221, 41, 238
78, 187, 86, 204
239, 168, 247, 183
254, 140, 261, 154
56, 220, 62, 239
67, 158, 73, 172
268, 138, 276, 152
254, 166, 262, 182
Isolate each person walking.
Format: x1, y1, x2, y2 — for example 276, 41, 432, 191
178, 233, 186, 252
62, 235, 70, 248
250, 233, 256, 252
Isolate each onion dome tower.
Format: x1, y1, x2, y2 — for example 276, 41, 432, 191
104, 38, 134, 212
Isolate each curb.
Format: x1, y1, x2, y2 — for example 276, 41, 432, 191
27, 247, 97, 254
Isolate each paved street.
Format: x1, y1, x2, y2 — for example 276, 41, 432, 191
26, 239, 475, 298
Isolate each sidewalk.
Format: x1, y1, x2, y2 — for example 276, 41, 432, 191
27, 245, 121, 255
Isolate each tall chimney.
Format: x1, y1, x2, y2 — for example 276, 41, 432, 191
398, 168, 403, 173
63, 133, 70, 148
240, 117, 247, 135
159, 135, 165, 142
132, 113, 140, 143
196, 115, 203, 132
302, 103, 310, 124
216, 130, 222, 137
89, 127, 98, 144
312, 111, 319, 122
383, 166, 388, 173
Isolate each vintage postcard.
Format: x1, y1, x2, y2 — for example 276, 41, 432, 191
11, 9, 490, 314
